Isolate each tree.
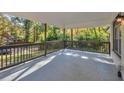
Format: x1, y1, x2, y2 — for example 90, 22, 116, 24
73, 26, 109, 42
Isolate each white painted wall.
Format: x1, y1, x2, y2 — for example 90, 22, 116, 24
120, 25, 124, 79
110, 24, 121, 67
110, 23, 124, 80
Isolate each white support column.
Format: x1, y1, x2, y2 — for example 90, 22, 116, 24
110, 24, 113, 56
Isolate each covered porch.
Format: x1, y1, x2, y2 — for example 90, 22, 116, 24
0, 12, 123, 81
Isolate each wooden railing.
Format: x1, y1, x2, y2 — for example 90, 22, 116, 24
0, 40, 110, 70
64, 41, 110, 54
46, 41, 64, 54
0, 43, 45, 70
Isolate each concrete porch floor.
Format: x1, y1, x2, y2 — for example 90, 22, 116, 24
0, 49, 121, 81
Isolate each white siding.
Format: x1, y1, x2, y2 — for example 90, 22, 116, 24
111, 24, 124, 80
120, 25, 124, 79
110, 24, 120, 73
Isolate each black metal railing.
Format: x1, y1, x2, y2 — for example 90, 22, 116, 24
46, 41, 64, 54
0, 43, 45, 70
0, 40, 110, 70
0, 41, 65, 70
64, 41, 110, 54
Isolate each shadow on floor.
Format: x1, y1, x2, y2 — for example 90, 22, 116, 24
0, 49, 121, 81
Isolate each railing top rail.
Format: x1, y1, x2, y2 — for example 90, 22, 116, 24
0, 40, 110, 49
46, 40, 63, 43
0, 43, 44, 49
0, 41, 64, 49
66, 40, 110, 43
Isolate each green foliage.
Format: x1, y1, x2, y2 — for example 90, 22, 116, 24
0, 14, 46, 45
73, 27, 109, 42
46, 25, 63, 41
0, 13, 109, 46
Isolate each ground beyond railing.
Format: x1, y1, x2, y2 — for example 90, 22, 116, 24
0, 40, 110, 70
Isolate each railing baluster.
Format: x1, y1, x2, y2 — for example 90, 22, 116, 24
19, 47, 21, 63
26, 46, 28, 60
33, 45, 34, 57
1, 49, 3, 68
5, 49, 8, 67
28, 46, 30, 59
17, 47, 19, 63
14, 47, 15, 64
31, 45, 32, 57
24, 46, 26, 61
10, 48, 12, 65
29, 46, 31, 59
20, 47, 22, 62
0, 54, 2, 69
22, 46, 25, 60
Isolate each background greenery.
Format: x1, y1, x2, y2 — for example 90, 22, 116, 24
0, 13, 110, 46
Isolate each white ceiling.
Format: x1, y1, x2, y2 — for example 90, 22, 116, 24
3, 12, 118, 28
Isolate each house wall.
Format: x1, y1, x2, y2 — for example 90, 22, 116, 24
110, 24, 121, 67
120, 25, 124, 80
110, 24, 124, 80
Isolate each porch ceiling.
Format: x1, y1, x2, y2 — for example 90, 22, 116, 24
3, 12, 118, 28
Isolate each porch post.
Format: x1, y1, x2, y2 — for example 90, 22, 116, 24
44, 23, 47, 56
71, 28, 73, 48
63, 28, 66, 48
110, 24, 113, 56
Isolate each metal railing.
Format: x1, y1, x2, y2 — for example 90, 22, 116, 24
0, 40, 110, 70
46, 41, 64, 54
64, 41, 110, 54
0, 43, 45, 70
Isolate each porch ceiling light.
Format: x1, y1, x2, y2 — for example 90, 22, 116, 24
116, 18, 122, 23
116, 14, 124, 25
